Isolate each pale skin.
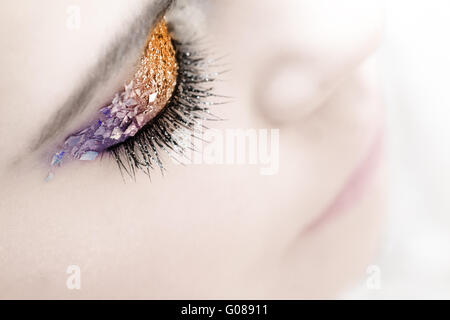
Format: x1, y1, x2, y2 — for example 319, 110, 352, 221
0, 0, 385, 298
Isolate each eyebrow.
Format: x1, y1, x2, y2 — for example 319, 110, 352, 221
30, 0, 173, 152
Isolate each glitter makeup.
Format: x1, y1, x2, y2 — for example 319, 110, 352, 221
48, 20, 177, 169
47, 18, 224, 180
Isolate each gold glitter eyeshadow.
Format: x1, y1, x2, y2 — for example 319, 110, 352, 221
133, 19, 178, 122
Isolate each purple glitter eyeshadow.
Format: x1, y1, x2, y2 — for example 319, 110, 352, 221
63, 84, 140, 150
46, 80, 160, 179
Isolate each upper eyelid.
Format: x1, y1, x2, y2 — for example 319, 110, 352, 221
43, 17, 181, 177
29, 0, 174, 154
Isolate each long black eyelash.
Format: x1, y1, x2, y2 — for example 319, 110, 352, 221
108, 40, 226, 179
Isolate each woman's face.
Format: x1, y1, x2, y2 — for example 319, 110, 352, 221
0, 0, 385, 298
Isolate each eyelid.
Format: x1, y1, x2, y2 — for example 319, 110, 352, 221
47, 19, 177, 167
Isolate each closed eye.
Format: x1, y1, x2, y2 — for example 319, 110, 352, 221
46, 15, 224, 181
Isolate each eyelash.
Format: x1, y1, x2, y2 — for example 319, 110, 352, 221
109, 40, 223, 179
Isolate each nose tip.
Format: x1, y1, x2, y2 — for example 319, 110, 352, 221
254, 56, 327, 125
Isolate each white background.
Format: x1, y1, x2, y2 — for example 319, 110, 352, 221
347, 0, 450, 299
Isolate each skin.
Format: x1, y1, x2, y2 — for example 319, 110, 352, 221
0, 0, 385, 298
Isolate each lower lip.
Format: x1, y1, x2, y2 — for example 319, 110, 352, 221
303, 129, 384, 234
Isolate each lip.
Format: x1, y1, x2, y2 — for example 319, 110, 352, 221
303, 129, 384, 234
